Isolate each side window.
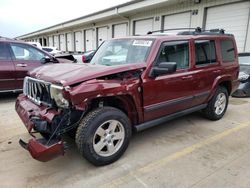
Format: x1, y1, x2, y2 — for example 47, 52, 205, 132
0, 42, 11, 60
220, 40, 235, 62
156, 41, 189, 69
195, 40, 216, 66
10, 43, 46, 61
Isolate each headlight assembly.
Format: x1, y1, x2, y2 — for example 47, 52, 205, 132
50, 84, 69, 108
238, 72, 250, 82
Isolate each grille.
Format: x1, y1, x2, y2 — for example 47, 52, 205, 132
23, 77, 54, 106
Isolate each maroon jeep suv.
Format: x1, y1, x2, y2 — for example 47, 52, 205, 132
16, 28, 239, 166
0, 37, 75, 93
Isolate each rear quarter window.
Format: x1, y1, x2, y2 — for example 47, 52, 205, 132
0, 42, 11, 60
220, 40, 236, 62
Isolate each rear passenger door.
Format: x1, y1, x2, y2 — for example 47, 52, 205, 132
9, 43, 47, 89
191, 39, 221, 105
0, 42, 16, 91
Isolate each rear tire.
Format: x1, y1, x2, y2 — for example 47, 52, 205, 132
76, 107, 131, 166
203, 86, 229, 121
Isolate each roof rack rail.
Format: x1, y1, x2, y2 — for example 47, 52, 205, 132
147, 27, 230, 36
147, 27, 200, 35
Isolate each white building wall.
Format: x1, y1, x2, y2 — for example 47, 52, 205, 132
20, 0, 250, 52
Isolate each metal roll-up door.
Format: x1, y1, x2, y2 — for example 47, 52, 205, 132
134, 18, 153, 35
48, 36, 53, 46
163, 12, 191, 31
66, 33, 73, 52
113, 23, 127, 38
75, 31, 83, 52
97, 26, 108, 47
205, 2, 250, 52
54, 35, 59, 49
59, 34, 66, 51
85, 29, 94, 51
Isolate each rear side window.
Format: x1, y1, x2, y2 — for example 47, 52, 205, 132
156, 41, 189, 69
220, 40, 235, 62
195, 40, 216, 65
0, 42, 11, 60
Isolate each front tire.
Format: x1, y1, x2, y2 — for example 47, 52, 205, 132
203, 86, 229, 120
76, 107, 131, 166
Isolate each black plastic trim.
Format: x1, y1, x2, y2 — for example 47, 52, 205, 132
136, 104, 207, 132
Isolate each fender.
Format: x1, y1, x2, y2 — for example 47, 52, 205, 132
67, 74, 143, 124
207, 74, 233, 101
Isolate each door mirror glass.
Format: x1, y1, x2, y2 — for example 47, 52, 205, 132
150, 62, 177, 77
40, 56, 52, 64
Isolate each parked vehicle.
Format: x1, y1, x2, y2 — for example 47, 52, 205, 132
0, 38, 75, 93
81, 50, 95, 63
16, 28, 239, 166
27, 42, 42, 49
42, 46, 62, 55
232, 53, 250, 97
73, 50, 95, 63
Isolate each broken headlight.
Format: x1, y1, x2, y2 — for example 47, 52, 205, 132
50, 84, 69, 108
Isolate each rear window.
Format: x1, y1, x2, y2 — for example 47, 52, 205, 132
220, 40, 236, 62
195, 40, 216, 65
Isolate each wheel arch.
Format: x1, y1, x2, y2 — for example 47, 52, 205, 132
87, 95, 140, 126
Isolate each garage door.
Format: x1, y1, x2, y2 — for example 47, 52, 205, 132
163, 12, 191, 31
66, 33, 73, 52
97, 27, 108, 47
48, 36, 53, 46
205, 2, 250, 52
134, 18, 153, 35
113, 23, 127, 38
59, 34, 66, 51
75, 31, 83, 52
85, 29, 94, 51
54, 35, 59, 49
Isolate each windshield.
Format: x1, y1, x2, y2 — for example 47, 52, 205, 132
90, 39, 153, 66
239, 56, 250, 65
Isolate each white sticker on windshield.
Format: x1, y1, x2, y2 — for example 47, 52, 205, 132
132, 40, 152, 47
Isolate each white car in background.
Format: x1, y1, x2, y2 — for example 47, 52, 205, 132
27, 42, 42, 49
42, 46, 62, 56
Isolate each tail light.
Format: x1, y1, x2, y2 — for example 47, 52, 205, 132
82, 55, 86, 63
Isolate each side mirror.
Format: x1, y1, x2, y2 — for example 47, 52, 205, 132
149, 62, 177, 77
40, 56, 52, 64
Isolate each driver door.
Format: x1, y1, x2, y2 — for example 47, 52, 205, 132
9, 42, 46, 89
142, 40, 196, 121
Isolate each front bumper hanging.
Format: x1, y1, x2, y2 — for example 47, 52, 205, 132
19, 138, 65, 162
16, 94, 66, 162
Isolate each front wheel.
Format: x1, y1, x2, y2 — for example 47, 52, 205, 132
76, 107, 131, 166
202, 86, 229, 120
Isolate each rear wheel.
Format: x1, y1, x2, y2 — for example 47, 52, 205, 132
203, 86, 229, 120
76, 107, 131, 166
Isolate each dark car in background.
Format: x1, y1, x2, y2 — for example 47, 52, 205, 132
232, 53, 250, 97
0, 37, 75, 93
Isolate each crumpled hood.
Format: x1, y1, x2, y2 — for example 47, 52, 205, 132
29, 63, 146, 86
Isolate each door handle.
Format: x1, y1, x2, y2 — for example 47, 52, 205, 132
182, 75, 193, 80
16, 64, 27, 67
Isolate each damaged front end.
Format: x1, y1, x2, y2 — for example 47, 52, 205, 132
16, 77, 82, 162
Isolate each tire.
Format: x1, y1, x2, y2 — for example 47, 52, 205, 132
76, 107, 132, 166
202, 86, 229, 121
